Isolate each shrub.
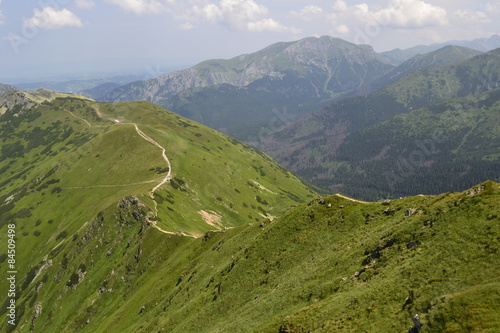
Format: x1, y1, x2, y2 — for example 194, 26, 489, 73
56, 230, 68, 240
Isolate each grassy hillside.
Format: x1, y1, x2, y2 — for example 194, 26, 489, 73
302, 89, 500, 200
0, 93, 316, 332
2, 178, 498, 332
373, 45, 483, 89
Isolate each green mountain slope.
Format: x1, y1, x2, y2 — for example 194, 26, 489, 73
374, 45, 483, 89
265, 48, 500, 199
2, 178, 499, 332
318, 89, 500, 199
165, 77, 336, 143
0, 90, 314, 234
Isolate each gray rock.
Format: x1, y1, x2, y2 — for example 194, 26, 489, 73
405, 208, 417, 216
408, 314, 422, 333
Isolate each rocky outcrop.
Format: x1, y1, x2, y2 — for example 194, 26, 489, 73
408, 314, 422, 333
0, 89, 38, 114
31, 302, 43, 330
0, 83, 16, 96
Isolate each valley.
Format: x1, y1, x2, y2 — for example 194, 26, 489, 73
264, 47, 500, 200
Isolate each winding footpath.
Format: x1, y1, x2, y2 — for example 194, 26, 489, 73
132, 124, 172, 194
129, 124, 196, 237
64, 108, 92, 127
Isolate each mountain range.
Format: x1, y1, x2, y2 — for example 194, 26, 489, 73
0, 34, 499, 332
5, 35, 498, 201
372, 45, 484, 89
96, 35, 500, 148
0, 83, 16, 96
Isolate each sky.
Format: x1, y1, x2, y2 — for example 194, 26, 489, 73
0, 0, 499, 83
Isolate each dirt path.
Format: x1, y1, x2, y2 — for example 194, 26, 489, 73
147, 219, 198, 238
335, 193, 370, 204
64, 109, 92, 127
64, 179, 161, 190
132, 124, 172, 194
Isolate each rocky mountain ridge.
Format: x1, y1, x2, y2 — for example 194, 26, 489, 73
101, 36, 393, 105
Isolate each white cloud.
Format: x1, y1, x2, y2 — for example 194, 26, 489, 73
183, 0, 295, 33
75, 0, 96, 9
454, 10, 489, 24
179, 21, 195, 30
104, 0, 296, 33
288, 5, 323, 22
201, 3, 223, 24
199, 0, 268, 29
105, 0, 167, 14
247, 18, 292, 33
24, 7, 83, 30
484, 3, 500, 13
373, 0, 448, 28
332, 0, 348, 12
329, 0, 448, 29
336, 24, 350, 34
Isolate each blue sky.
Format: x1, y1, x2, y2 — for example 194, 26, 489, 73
0, 0, 499, 82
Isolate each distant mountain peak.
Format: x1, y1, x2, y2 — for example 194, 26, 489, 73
382, 34, 500, 65
373, 45, 483, 88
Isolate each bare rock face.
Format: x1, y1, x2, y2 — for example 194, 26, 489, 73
0, 89, 38, 115
0, 83, 16, 96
